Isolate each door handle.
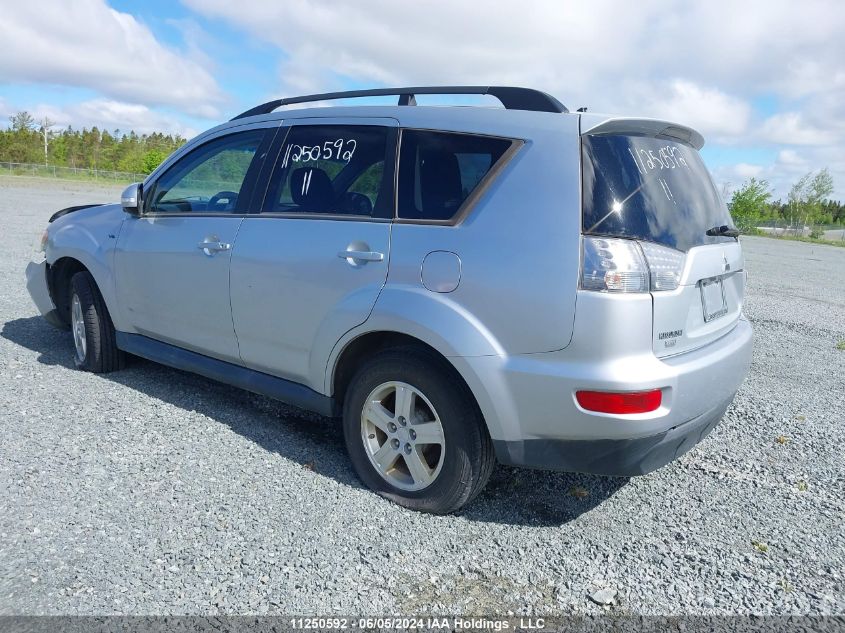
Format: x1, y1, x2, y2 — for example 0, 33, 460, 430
198, 238, 232, 255
337, 250, 384, 263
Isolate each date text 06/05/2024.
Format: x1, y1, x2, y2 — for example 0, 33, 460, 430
289, 616, 547, 630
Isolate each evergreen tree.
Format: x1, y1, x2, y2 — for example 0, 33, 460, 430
0, 112, 186, 173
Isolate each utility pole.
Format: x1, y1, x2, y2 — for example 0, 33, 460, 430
41, 117, 55, 167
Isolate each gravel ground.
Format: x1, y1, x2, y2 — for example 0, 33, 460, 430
0, 176, 843, 616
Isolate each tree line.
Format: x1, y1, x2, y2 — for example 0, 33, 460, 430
1, 111, 186, 175
3, 109, 841, 232
728, 168, 841, 237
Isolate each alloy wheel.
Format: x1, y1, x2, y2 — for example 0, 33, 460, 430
360, 381, 446, 491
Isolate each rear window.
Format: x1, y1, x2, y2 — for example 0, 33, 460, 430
398, 130, 512, 221
582, 134, 735, 251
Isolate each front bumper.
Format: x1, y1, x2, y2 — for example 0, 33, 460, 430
494, 398, 729, 476
25, 259, 64, 328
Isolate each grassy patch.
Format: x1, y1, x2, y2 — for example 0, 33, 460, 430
836, 340, 845, 351
0, 167, 137, 185
748, 233, 845, 248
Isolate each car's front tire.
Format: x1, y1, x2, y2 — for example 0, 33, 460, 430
69, 271, 125, 373
342, 347, 494, 514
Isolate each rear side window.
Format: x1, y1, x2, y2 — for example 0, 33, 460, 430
398, 130, 512, 222
582, 134, 735, 251
263, 125, 393, 218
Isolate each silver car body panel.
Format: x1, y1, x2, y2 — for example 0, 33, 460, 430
26, 103, 752, 473
455, 298, 752, 444
112, 118, 284, 363
230, 116, 397, 388
43, 203, 127, 326
25, 259, 63, 327
652, 241, 746, 358
578, 114, 705, 150
232, 216, 393, 386
114, 215, 245, 362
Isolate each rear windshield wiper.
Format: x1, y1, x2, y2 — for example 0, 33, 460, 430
706, 225, 740, 238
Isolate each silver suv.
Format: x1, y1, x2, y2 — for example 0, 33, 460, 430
25, 86, 752, 513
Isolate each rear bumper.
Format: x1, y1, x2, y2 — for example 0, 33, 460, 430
452, 310, 752, 474
493, 398, 729, 475
25, 259, 64, 328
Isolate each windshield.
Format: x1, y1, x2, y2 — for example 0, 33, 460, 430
582, 134, 735, 251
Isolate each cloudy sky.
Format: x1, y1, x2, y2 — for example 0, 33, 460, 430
1, 0, 843, 198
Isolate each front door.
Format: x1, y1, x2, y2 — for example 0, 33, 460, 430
114, 127, 274, 362
230, 119, 397, 388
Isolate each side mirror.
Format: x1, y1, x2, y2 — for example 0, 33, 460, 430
121, 182, 143, 215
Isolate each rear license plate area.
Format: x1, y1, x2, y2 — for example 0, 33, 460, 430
700, 277, 728, 322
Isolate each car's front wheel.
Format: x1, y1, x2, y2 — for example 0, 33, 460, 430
69, 271, 125, 373
342, 347, 494, 514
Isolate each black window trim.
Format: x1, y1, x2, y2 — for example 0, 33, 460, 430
141, 125, 280, 218
393, 127, 524, 227
247, 123, 523, 226
253, 123, 399, 222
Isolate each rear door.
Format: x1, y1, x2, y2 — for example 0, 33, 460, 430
581, 126, 744, 358
230, 118, 397, 387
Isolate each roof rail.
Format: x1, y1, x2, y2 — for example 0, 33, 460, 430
230, 86, 568, 120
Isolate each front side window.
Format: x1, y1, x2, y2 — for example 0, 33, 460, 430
397, 130, 513, 222
146, 130, 266, 214
263, 125, 393, 218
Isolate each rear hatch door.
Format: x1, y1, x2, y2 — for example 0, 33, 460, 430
580, 117, 744, 357
652, 243, 745, 357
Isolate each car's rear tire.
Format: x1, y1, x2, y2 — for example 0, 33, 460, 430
342, 346, 495, 514
69, 271, 125, 373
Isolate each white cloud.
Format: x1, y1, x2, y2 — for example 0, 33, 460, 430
181, 0, 845, 197
776, 150, 807, 167
759, 112, 832, 146
24, 99, 196, 138
734, 163, 764, 179
182, 1, 844, 129
0, 0, 224, 117
2, 0, 844, 199
711, 163, 767, 198
627, 80, 751, 140
714, 147, 845, 202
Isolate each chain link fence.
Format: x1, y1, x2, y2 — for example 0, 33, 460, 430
755, 219, 845, 241
0, 162, 142, 184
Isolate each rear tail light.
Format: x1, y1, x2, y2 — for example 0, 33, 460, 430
580, 236, 685, 293
638, 241, 685, 290
581, 237, 649, 292
576, 389, 662, 414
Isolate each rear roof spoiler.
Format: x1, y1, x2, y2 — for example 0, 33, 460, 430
231, 86, 568, 120
580, 117, 705, 150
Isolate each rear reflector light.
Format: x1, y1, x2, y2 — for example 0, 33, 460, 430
576, 389, 662, 414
